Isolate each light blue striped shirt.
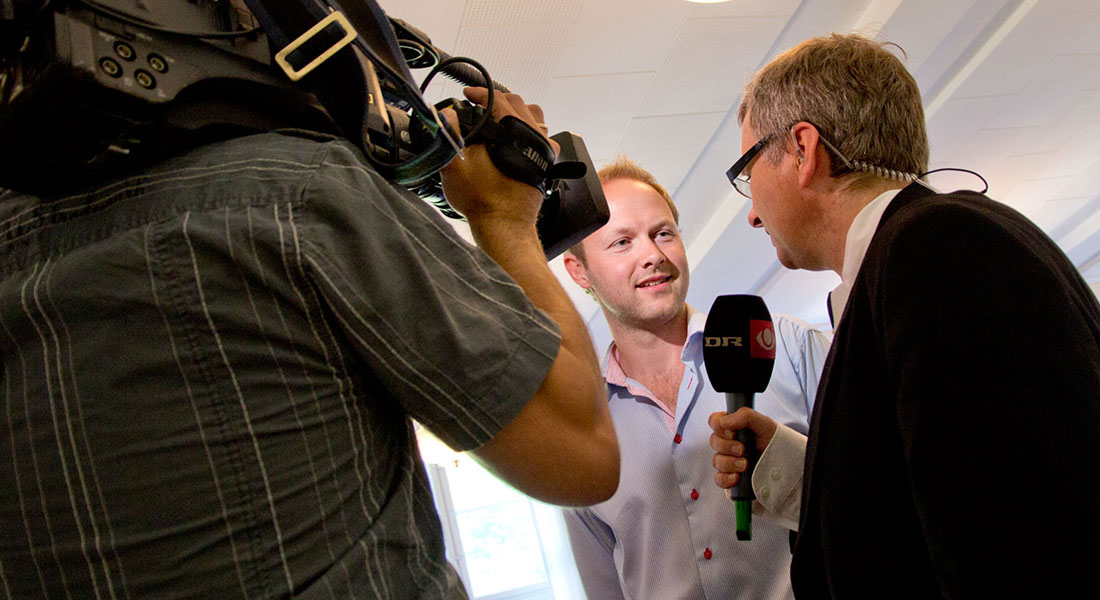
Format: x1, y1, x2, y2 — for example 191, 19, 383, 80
564, 308, 831, 600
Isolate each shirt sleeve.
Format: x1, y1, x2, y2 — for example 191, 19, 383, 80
750, 422, 807, 531
562, 508, 626, 600
295, 139, 562, 451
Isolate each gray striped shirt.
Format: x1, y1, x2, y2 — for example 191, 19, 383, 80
0, 131, 561, 599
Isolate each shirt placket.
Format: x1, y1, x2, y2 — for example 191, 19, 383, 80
672, 361, 719, 585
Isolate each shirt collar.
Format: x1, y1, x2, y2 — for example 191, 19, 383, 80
829, 188, 903, 322
682, 306, 707, 362
602, 305, 703, 387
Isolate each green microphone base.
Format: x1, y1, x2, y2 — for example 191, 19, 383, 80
734, 499, 752, 541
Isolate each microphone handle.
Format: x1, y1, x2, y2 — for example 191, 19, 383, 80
725, 391, 757, 541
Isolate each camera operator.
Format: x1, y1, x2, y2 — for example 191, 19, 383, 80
0, 16, 617, 600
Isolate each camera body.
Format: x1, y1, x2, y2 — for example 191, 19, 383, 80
0, 1, 333, 195
0, 0, 608, 258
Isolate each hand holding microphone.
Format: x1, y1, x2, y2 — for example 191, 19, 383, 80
708, 408, 779, 487
701, 295, 776, 541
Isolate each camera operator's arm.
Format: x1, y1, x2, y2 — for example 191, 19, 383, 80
440, 88, 619, 506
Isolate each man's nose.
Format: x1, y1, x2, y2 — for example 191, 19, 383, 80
640, 240, 667, 269
747, 206, 764, 228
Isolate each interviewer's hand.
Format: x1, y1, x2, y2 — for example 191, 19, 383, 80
438, 87, 559, 226
708, 408, 778, 489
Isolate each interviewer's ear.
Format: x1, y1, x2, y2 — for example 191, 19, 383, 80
562, 251, 591, 290
790, 122, 820, 188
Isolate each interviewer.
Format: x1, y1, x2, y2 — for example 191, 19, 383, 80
709, 33, 1100, 599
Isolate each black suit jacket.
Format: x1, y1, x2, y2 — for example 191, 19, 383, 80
791, 183, 1100, 598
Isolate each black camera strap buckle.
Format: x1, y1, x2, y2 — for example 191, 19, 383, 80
274, 10, 357, 81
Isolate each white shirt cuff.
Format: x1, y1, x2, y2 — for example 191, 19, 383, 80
750, 422, 807, 531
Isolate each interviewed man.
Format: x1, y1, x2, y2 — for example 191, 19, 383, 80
709, 33, 1100, 598
561, 157, 831, 599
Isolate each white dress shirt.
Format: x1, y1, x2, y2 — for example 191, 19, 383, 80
752, 187, 904, 529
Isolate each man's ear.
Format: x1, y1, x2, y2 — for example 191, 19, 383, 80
790, 122, 822, 188
562, 252, 591, 290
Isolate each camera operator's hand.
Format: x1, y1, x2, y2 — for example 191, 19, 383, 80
439, 87, 559, 226
437, 88, 618, 506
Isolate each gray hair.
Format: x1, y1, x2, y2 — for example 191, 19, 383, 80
739, 33, 929, 186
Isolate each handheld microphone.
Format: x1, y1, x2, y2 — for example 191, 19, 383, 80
702, 295, 777, 541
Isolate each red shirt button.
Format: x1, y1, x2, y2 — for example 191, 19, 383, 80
703, 548, 713, 560
673, 434, 682, 444
690, 489, 699, 500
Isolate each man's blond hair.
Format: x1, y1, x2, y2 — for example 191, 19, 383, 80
568, 156, 679, 263
739, 33, 929, 185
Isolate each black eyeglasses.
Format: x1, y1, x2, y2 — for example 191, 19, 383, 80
725, 133, 775, 199
726, 123, 917, 197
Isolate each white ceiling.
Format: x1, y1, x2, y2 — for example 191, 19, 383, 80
378, 0, 1100, 349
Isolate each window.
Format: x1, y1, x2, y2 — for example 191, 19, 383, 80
416, 424, 586, 600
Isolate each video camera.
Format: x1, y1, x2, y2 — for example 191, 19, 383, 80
0, 0, 608, 259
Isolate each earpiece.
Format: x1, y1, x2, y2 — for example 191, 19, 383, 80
805, 125, 918, 183
849, 160, 917, 183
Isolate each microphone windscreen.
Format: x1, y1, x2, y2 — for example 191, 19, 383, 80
702, 294, 777, 393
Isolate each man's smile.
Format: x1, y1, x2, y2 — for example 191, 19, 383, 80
637, 274, 672, 289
